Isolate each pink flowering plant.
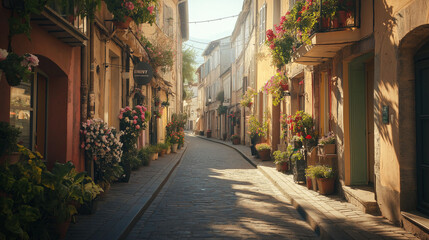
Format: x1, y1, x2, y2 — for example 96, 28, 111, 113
265, 0, 319, 68
240, 87, 257, 107
140, 36, 174, 72
0, 48, 39, 86
263, 70, 289, 106
81, 119, 124, 183
104, 0, 157, 25
118, 105, 150, 151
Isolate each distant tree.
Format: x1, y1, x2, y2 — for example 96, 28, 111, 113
183, 86, 194, 101
182, 47, 197, 85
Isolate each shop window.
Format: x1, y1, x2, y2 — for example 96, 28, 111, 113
9, 71, 47, 156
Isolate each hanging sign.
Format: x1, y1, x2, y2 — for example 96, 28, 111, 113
133, 62, 153, 85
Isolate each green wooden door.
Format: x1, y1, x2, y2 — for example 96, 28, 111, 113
349, 52, 373, 185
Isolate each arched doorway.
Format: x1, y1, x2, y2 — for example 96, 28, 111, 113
415, 42, 429, 215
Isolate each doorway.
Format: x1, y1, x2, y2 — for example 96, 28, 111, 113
415, 44, 429, 214
348, 52, 374, 185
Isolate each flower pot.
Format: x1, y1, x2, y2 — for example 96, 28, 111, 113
199, 131, 204, 136
0, 152, 21, 165
319, 144, 336, 155
317, 178, 335, 195
79, 198, 98, 215
149, 153, 157, 161
207, 131, 212, 138
166, 146, 171, 154
338, 10, 347, 27
246, 102, 253, 108
321, 17, 330, 29
56, 218, 71, 239
312, 177, 318, 191
155, 152, 158, 160
258, 149, 271, 161
178, 144, 181, 149
306, 176, 313, 189
276, 162, 288, 172
171, 143, 178, 153
232, 138, 240, 145
113, 16, 132, 29
332, 18, 339, 28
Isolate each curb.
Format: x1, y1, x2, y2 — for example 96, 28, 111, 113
197, 136, 338, 240
93, 144, 189, 240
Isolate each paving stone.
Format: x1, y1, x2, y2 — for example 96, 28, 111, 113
127, 136, 318, 239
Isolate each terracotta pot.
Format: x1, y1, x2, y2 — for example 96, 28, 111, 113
0, 152, 21, 165
276, 162, 288, 172
258, 149, 271, 161
306, 176, 313, 189
321, 17, 330, 29
312, 177, 318, 191
317, 178, 335, 195
113, 16, 132, 29
338, 10, 347, 27
232, 138, 240, 145
149, 153, 157, 161
332, 18, 339, 28
155, 152, 158, 160
166, 146, 171, 154
171, 143, 178, 153
56, 218, 71, 239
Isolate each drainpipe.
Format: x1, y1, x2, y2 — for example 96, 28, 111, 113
81, 38, 88, 122
89, 22, 95, 119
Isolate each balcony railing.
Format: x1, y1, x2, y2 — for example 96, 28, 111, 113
47, 2, 87, 35
316, 0, 360, 32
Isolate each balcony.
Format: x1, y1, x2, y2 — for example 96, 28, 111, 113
31, 3, 88, 46
292, 0, 361, 65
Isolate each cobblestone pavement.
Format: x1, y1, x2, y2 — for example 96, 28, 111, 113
126, 136, 318, 239
201, 136, 420, 240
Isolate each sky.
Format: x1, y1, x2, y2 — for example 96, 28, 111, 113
186, 0, 244, 65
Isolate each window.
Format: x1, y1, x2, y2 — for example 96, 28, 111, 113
223, 74, 231, 101
298, 78, 305, 112
10, 71, 47, 156
259, 4, 266, 45
273, 0, 281, 27
320, 72, 329, 135
163, 4, 173, 37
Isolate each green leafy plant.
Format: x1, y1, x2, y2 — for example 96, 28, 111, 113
0, 50, 39, 86
247, 115, 267, 139
230, 134, 240, 140
309, 165, 334, 178
216, 91, 224, 103
291, 151, 303, 163
140, 35, 174, 72
0, 122, 21, 156
287, 111, 318, 149
273, 150, 288, 164
263, 70, 289, 106
138, 148, 150, 166
217, 105, 228, 115
255, 143, 271, 151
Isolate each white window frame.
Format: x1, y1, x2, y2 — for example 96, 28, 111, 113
259, 4, 266, 45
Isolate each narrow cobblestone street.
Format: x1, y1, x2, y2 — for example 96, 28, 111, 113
126, 136, 318, 239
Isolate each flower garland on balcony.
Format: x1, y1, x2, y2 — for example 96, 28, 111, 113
240, 87, 257, 108
104, 0, 157, 25
263, 70, 289, 106
265, 0, 319, 69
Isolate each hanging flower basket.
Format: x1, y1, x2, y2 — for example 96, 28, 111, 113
113, 16, 132, 29
280, 82, 289, 91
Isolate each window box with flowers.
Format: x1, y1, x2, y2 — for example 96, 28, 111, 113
230, 134, 240, 145
240, 87, 257, 108
104, 0, 157, 29
318, 131, 336, 155
255, 143, 271, 161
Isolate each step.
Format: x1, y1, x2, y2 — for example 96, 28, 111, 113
401, 211, 429, 239
342, 185, 381, 215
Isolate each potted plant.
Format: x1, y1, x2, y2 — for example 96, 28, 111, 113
104, 0, 156, 29
169, 132, 179, 153
313, 165, 335, 195
0, 50, 39, 86
206, 129, 212, 138
273, 150, 288, 172
263, 70, 289, 106
165, 141, 171, 154
230, 134, 240, 145
291, 135, 303, 149
138, 147, 151, 166
318, 131, 336, 155
248, 115, 267, 156
305, 166, 314, 190
291, 150, 306, 182
256, 143, 271, 161
0, 121, 21, 164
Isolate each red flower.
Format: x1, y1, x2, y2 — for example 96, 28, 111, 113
286, 11, 290, 15
297, 17, 302, 22
305, 135, 312, 139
